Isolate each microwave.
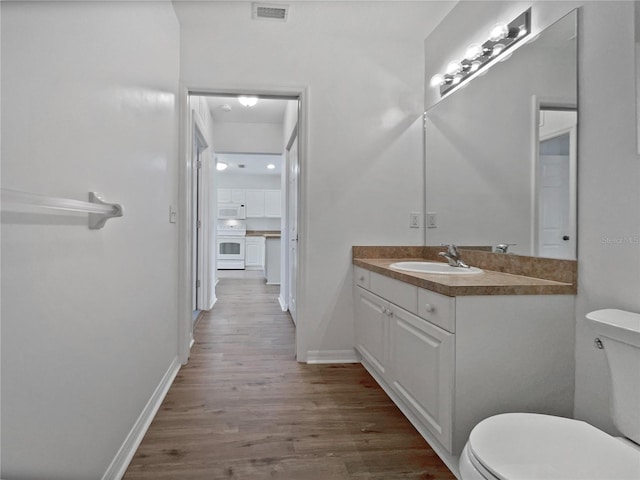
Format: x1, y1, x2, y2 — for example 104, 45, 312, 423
218, 203, 246, 219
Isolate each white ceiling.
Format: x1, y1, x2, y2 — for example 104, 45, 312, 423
216, 153, 283, 175
207, 96, 288, 124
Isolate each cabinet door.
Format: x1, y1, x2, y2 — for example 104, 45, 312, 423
264, 190, 281, 217
217, 188, 231, 204
245, 240, 260, 267
389, 306, 454, 451
245, 190, 265, 217
355, 287, 389, 377
231, 189, 245, 204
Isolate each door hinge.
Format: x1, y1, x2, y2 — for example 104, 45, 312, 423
197, 220, 202, 229
197, 160, 202, 169
196, 279, 201, 288
423, 111, 427, 130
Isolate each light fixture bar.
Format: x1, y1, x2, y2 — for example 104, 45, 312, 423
434, 8, 531, 97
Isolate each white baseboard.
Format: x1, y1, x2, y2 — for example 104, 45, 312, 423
101, 357, 181, 480
206, 295, 217, 311
306, 349, 360, 364
278, 295, 288, 312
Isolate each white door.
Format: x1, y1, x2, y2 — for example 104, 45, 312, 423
288, 136, 299, 324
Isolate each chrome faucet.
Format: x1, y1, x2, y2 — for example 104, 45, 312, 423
438, 244, 470, 268
495, 243, 516, 254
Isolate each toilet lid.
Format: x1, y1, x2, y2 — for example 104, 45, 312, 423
469, 413, 640, 480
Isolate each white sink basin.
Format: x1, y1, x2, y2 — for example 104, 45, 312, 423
389, 261, 483, 275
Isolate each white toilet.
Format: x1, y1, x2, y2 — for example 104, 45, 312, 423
459, 309, 640, 479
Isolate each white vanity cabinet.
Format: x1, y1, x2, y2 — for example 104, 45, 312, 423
353, 265, 575, 471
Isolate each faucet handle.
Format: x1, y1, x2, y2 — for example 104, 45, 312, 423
495, 243, 516, 253
440, 243, 460, 256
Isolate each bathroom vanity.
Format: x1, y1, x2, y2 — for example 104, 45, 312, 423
352, 246, 577, 475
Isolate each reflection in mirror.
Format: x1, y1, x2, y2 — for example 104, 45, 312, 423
536, 108, 576, 258
424, 10, 577, 259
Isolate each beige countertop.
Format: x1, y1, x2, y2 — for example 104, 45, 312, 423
246, 230, 281, 238
353, 246, 577, 297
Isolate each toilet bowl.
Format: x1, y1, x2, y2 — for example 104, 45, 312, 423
459, 413, 640, 479
460, 309, 640, 479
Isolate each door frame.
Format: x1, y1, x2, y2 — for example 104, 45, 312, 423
178, 84, 309, 364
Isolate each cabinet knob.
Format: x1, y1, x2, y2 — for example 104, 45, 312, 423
424, 303, 434, 313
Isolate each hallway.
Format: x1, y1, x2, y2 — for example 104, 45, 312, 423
125, 273, 454, 479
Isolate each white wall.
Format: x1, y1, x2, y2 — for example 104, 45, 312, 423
1, 2, 180, 478
212, 122, 283, 153
175, 1, 455, 360
425, 0, 640, 438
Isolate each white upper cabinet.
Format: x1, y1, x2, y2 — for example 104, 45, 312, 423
264, 190, 281, 217
245, 189, 265, 217
217, 188, 245, 204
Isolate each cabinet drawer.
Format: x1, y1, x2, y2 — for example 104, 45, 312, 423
370, 272, 417, 314
354, 266, 370, 290
418, 288, 455, 333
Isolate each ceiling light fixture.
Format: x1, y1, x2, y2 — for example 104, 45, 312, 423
216, 162, 228, 171
429, 8, 530, 97
238, 96, 259, 107
267, 164, 276, 170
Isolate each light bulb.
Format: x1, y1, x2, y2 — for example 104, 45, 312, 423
491, 43, 506, 57
216, 162, 228, 171
267, 164, 275, 170
489, 23, 509, 42
451, 75, 462, 86
469, 61, 482, 73
446, 61, 461, 76
430, 74, 445, 88
238, 96, 258, 107
465, 43, 483, 60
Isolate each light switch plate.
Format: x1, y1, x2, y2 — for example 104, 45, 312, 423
410, 212, 420, 228
427, 212, 437, 228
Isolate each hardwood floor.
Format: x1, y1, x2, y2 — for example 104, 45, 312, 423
124, 272, 455, 479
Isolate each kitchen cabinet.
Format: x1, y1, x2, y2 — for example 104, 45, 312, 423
264, 190, 281, 217
353, 266, 575, 469
245, 236, 265, 269
217, 188, 245, 204
245, 190, 265, 217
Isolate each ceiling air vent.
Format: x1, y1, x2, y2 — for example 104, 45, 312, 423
252, 3, 289, 22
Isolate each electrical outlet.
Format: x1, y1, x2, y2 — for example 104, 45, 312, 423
169, 205, 177, 224
409, 212, 420, 228
427, 212, 437, 228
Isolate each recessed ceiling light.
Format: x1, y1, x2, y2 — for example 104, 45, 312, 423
216, 162, 228, 171
220, 104, 232, 112
238, 96, 258, 107
267, 164, 276, 170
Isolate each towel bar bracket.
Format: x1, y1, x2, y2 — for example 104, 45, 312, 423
88, 192, 123, 230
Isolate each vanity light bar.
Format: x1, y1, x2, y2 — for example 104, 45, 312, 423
431, 8, 531, 97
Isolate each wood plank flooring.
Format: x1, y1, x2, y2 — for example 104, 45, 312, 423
124, 272, 455, 479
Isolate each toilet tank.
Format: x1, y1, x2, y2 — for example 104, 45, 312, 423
586, 309, 640, 445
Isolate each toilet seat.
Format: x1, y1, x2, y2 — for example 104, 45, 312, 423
467, 413, 640, 480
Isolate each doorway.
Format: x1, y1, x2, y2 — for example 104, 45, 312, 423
178, 88, 305, 365
535, 108, 577, 259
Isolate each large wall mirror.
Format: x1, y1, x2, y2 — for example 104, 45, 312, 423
424, 10, 577, 259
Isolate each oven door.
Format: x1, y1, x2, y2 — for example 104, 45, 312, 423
217, 236, 245, 260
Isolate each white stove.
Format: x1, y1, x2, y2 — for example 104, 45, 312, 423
217, 221, 246, 269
